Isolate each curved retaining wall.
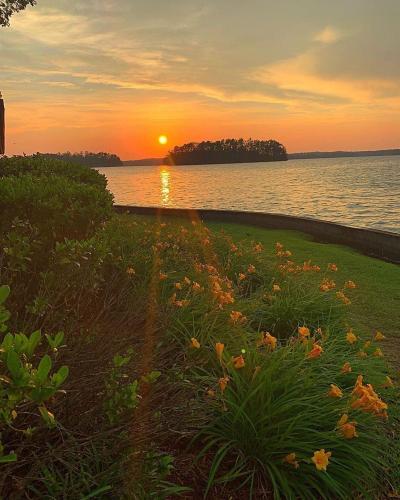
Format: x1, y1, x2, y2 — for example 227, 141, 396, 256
114, 205, 400, 264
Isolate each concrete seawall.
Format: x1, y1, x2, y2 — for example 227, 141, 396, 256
114, 205, 400, 265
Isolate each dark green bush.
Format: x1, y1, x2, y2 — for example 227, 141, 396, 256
0, 174, 113, 243
0, 154, 107, 189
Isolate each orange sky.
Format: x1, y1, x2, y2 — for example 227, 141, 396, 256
1, 1, 400, 159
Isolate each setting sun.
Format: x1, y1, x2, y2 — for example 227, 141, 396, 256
158, 135, 168, 145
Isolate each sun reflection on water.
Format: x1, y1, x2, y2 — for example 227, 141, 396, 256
160, 168, 170, 205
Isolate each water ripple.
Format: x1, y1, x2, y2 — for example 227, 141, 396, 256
97, 156, 400, 234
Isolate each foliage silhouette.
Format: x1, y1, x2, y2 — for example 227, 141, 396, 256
164, 138, 287, 165
0, 0, 36, 27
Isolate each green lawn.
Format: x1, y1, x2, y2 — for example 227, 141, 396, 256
209, 221, 400, 366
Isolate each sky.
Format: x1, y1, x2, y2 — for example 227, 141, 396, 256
1, 0, 400, 159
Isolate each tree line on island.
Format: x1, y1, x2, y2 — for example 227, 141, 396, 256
163, 138, 288, 165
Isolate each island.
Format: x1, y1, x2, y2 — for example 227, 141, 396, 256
163, 138, 288, 165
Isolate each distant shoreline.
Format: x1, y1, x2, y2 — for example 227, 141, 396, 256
122, 148, 400, 166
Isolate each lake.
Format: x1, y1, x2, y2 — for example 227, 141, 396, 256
97, 156, 400, 234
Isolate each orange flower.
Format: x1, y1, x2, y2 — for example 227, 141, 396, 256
218, 376, 230, 392
308, 343, 323, 359
233, 355, 245, 369
311, 449, 331, 471
183, 277, 191, 285
341, 362, 352, 374
283, 453, 299, 469
248, 264, 256, 274
336, 291, 351, 305
351, 376, 388, 418
328, 384, 343, 398
258, 332, 277, 350
344, 280, 356, 289
192, 282, 201, 292
175, 282, 183, 290
358, 350, 368, 358
215, 342, 225, 360
346, 329, 358, 344
341, 422, 358, 439
206, 389, 215, 398
272, 284, 281, 293
319, 278, 336, 292
373, 348, 383, 358
298, 326, 310, 338
230, 310, 247, 324
337, 414, 358, 439
328, 263, 338, 272
364, 340, 371, 349
190, 338, 200, 349
159, 272, 168, 281
126, 267, 136, 275
337, 414, 348, 427
375, 331, 386, 341
253, 243, 263, 253
238, 272, 246, 281
303, 260, 320, 272
175, 299, 189, 307
230, 244, 238, 252
275, 242, 284, 252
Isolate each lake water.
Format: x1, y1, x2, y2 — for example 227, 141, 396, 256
97, 156, 400, 234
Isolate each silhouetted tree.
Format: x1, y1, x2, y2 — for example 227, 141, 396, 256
35, 152, 123, 167
164, 138, 287, 165
0, 0, 36, 27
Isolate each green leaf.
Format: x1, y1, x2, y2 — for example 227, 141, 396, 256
52, 366, 69, 387
0, 285, 10, 306
27, 330, 41, 357
36, 355, 52, 384
45, 331, 64, 349
6, 351, 22, 379
81, 486, 112, 499
141, 370, 161, 384
2, 333, 13, 351
30, 387, 56, 403
113, 354, 130, 367
39, 406, 56, 428
45, 333, 55, 349
54, 331, 64, 348
0, 453, 17, 464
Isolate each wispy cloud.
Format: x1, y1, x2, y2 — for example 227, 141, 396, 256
313, 26, 342, 44
2, 0, 400, 156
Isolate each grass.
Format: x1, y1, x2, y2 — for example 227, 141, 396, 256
2, 209, 399, 499
208, 221, 400, 366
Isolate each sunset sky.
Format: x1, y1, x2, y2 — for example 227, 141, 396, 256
1, 0, 400, 159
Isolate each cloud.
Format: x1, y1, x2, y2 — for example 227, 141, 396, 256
313, 26, 341, 44
2, 0, 400, 156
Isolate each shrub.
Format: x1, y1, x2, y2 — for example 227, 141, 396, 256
195, 331, 392, 499
0, 154, 108, 189
0, 285, 69, 464
0, 174, 113, 243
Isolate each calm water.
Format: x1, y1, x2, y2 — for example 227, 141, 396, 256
98, 156, 400, 234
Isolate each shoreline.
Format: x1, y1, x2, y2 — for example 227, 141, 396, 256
114, 205, 400, 264
121, 151, 400, 166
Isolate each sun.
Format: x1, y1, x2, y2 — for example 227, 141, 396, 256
158, 135, 168, 145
